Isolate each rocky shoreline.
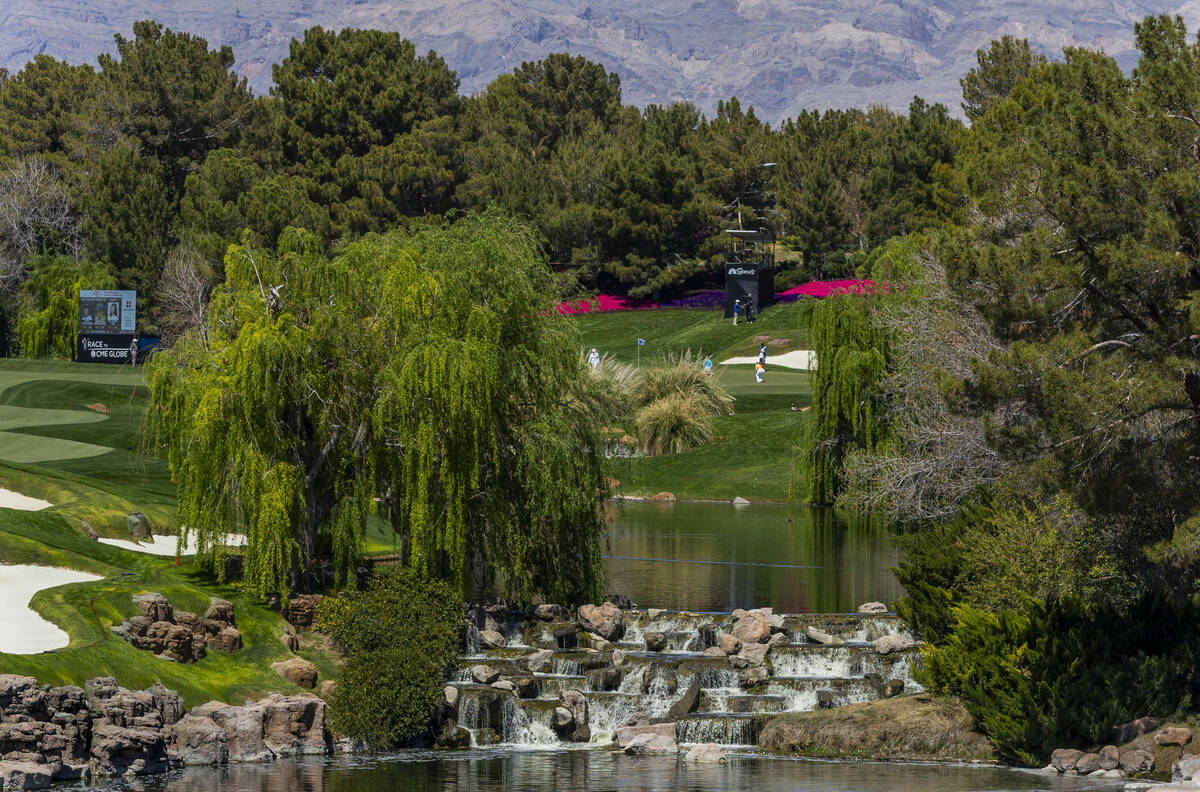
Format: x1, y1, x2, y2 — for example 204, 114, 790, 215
0, 674, 330, 790
2, 597, 940, 790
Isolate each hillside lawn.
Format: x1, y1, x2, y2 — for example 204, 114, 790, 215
574, 304, 813, 503
0, 360, 337, 706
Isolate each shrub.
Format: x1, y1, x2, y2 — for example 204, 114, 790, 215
315, 566, 463, 748
919, 595, 1200, 766
635, 394, 714, 456
630, 350, 733, 416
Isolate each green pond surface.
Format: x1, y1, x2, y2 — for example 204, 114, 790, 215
602, 500, 901, 612
123, 751, 1125, 792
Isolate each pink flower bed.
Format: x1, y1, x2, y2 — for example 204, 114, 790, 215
556, 279, 883, 314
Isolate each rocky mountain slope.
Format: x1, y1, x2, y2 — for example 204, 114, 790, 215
3, 0, 1197, 120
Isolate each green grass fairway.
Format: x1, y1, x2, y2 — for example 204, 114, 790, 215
573, 302, 811, 365
577, 307, 815, 503
608, 411, 807, 502
0, 359, 338, 705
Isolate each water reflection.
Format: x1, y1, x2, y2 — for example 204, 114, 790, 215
126, 751, 1123, 792
602, 501, 901, 612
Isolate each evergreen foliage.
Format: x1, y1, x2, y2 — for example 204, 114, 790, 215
314, 566, 462, 748
145, 214, 607, 602
919, 596, 1200, 766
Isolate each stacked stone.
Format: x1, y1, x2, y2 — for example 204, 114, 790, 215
111, 594, 242, 663
0, 674, 330, 787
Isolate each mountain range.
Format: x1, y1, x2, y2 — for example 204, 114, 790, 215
4, 0, 1200, 121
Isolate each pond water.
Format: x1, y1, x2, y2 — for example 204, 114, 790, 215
123, 751, 1123, 792
602, 500, 901, 612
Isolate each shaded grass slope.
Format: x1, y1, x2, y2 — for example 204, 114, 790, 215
0, 360, 338, 705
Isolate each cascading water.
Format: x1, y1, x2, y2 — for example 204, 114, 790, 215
676, 714, 761, 745
444, 608, 921, 750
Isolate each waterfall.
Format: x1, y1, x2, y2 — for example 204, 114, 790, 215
551, 657, 580, 676
447, 608, 920, 749
676, 714, 760, 745
464, 624, 481, 656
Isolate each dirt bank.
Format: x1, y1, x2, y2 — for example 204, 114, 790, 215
758, 694, 995, 763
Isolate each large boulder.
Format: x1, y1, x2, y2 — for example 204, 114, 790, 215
533, 604, 566, 622
258, 694, 329, 756
478, 630, 507, 650
857, 601, 888, 614
1175, 756, 1200, 782
1098, 744, 1120, 770
643, 632, 667, 652
170, 715, 228, 766
1113, 717, 1159, 744
872, 634, 913, 655
126, 513, 151, 540
524, 650, 553, 674
159, 624, 197, 663
1050, 748, 1083, 772
132, 593, 172, 624
282, 595, 324, 628
718, 634, 742, 654
552, 707, 574, 730
89, 724, 169, 776
1119, 747, 1155, 774
144, 683, 183, 727
205, 703, 271, 762
470, 665, 500, 685
733, 643, 769, 668
614, 723, 676, 748
85, 678, 175, 730
1074, 753, 1101, 775
685, 743, 727, 763
624, 733, 677, 754
270, 658, 318, 689
666, 681, 700, 720
577, 603, 624, 642
172, 611, 204, 634
0, 761, 53, 790
1157, 727, 1194, 747
559, 690, 589, 743
731, 615, 771, 644
204, 599, 236, 628
806, 626, 836, 645
207, 627, 243, 653
604, 594, 636, 610
738, 666, 769, 687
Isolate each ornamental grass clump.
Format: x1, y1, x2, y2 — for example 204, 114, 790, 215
631, 350, 734, 418
630, 350, 732, 456
635, 393, 714, 456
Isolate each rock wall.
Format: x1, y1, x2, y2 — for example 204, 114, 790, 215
0, 674, 329, 789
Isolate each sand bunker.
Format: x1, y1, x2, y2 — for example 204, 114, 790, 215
0, 565, 103, 654
720, 350, 817, 370
0, 487, 52, 511
98, 533, 248, 556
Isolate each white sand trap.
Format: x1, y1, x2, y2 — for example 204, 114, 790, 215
0, 565, 102, 653
98, 533, 248, 556
720, 349, 817, 370
0, 487, 52, 511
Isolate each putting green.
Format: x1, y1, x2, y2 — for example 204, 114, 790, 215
0, 365, 143, 464
0, 430, 112, 463
0, 405, 106, 431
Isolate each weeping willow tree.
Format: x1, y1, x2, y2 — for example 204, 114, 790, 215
145, 213, 608, 602
797, 238, 928, 504
17, 255, 115, 358
800, 294, 891, 503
